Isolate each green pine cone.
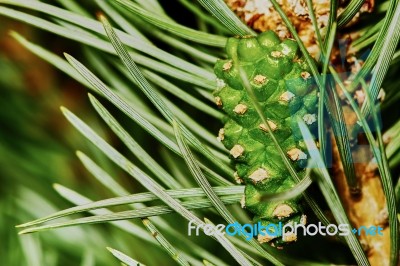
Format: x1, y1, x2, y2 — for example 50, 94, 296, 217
214, 31, 318, 247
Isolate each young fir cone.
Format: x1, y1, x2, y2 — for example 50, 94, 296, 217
214, 31, 318, 247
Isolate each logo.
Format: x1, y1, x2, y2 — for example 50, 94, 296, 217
188, 220, 384, 240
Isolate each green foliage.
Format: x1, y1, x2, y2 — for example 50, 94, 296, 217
0, 0, 399, 265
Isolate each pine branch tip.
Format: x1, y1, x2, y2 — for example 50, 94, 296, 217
18, 229, 31, 235
96, 12, 106, 21
8, 30, 19, 39
59, 106, 69, 114
52, 183, 64, 192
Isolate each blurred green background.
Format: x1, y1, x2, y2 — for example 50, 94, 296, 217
0, 17, 167, 265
